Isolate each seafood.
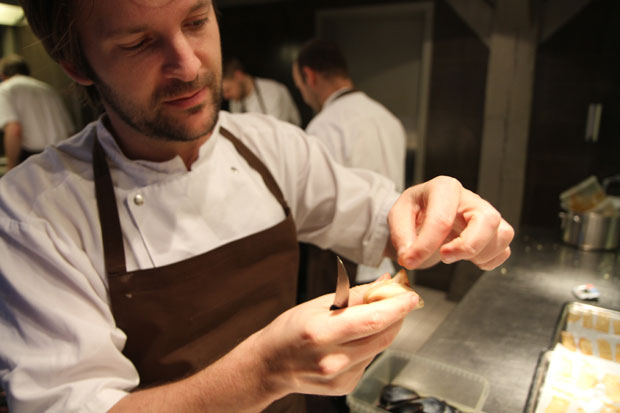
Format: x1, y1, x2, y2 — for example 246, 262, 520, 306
364, 270, 424, 308
378, 385, 460, 413
379, 384, 420, 408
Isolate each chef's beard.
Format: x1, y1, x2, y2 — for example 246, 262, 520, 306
94, 71, 222, 142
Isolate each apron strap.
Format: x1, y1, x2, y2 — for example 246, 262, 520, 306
93, 137, 127, 276
220, 127, 291, 216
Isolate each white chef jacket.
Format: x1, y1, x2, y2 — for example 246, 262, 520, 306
0, 111, 398, 412
0, 75, 75, 152
228, 77, 301, 126
306, 88, 407, 282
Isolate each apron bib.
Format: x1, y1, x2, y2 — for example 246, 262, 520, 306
93, 127, 305, 412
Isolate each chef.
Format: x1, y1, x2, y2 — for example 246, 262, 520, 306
0, 0, 514, 412
292, 39, 409, 296
222, 57, 302, 126
0, 54, 75, 170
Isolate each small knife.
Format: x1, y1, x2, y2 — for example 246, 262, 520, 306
330, 256, 350, 311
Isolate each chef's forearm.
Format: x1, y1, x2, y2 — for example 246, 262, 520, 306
109, 331, 284, 413
4, 121, 22, 170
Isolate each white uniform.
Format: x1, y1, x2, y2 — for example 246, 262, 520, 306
306, 88, 407, 282
0, 75, 75, 152
228, 77, 301, 126
0, 111, 397, 412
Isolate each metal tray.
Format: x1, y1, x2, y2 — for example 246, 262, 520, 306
549, 301, 620, 349
523, 301, 620, 413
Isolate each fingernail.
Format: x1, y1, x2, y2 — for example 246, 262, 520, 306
442, 255, 458, 264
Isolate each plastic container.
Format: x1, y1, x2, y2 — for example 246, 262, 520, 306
347, 350, 490, 413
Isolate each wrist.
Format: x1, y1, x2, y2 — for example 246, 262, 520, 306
249, 326, 292, 401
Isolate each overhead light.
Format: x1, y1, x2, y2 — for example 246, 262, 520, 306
0, 3, 25, 26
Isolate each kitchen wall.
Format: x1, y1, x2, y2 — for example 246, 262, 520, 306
522, 0, 620, 227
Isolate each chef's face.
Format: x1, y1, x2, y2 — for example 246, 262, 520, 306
292, 62, 320, 113
72, 0, 222, 142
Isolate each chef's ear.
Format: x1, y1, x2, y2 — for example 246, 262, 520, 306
233, 69, 245, 81
59, 61, 95, 86
301, 66, 317, 86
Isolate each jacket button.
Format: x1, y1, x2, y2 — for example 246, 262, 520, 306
133, 194, 144, 206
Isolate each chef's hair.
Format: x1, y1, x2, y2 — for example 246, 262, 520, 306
18, 0, 100, 107
295, 39, 350, 82
222, 57, 246, 79
0, 54, 30, 77
19, 0, 90, 82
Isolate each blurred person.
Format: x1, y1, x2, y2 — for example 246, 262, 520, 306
293, 39, 407, 292
0, 1, 513, 412
223, 57, 301, 125
0, 54, 75, 170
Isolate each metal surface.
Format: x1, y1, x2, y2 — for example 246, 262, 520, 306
415, 227, 620, 413
330, 256, 350, 310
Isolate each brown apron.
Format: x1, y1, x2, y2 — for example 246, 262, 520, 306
93, 127, 305, 412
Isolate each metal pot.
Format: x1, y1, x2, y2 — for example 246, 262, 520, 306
559, 211, 620, 251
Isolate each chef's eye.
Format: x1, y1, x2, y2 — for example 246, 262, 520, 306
120, 37, 151, 51
185, 17, 209, 31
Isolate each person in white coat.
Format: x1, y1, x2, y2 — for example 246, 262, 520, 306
222, 57, 301, 126
292, 39, 407, 291
0, 1, 513, 412
0, 54, 75, 170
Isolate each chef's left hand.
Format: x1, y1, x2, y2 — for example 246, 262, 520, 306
387, 176, 514, 270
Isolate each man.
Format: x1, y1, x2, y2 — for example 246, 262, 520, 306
0, 54, 75, 170
0, 0, 513, 412
222, 57, 302, 126
292, 39, 406, 292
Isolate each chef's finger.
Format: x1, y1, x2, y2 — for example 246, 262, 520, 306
311, 321, 402, 386
438, 192, 503, 263
448, 218, 513, 266
475, 247, 512, 271
399, 177, 462, 269
387, 190, 420, 268
327, 292, 419, 343
302, 356, 376, 396
343, 318, 403, 352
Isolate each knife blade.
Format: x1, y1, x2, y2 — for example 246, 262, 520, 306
330, 256, 350, 311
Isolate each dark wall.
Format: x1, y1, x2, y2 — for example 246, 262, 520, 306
422, 0, 487, 191
522, 0, 620, 228
219, 2, 314, 124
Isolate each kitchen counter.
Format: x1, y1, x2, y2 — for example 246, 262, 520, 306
416, 227, 620, 412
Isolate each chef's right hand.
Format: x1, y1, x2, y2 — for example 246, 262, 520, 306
253, 280, 420, 398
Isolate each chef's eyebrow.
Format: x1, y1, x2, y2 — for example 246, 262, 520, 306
105, 0, 212, 38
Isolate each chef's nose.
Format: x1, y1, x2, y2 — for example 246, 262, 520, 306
161, 33, 201, 82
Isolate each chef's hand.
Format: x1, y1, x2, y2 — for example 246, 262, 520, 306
387, 176, 514, 270
254, 276, 418, 398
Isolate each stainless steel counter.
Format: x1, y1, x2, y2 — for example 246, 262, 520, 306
416, 227, 620, 412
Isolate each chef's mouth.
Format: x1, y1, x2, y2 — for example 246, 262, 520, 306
162, 87, 208, 108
